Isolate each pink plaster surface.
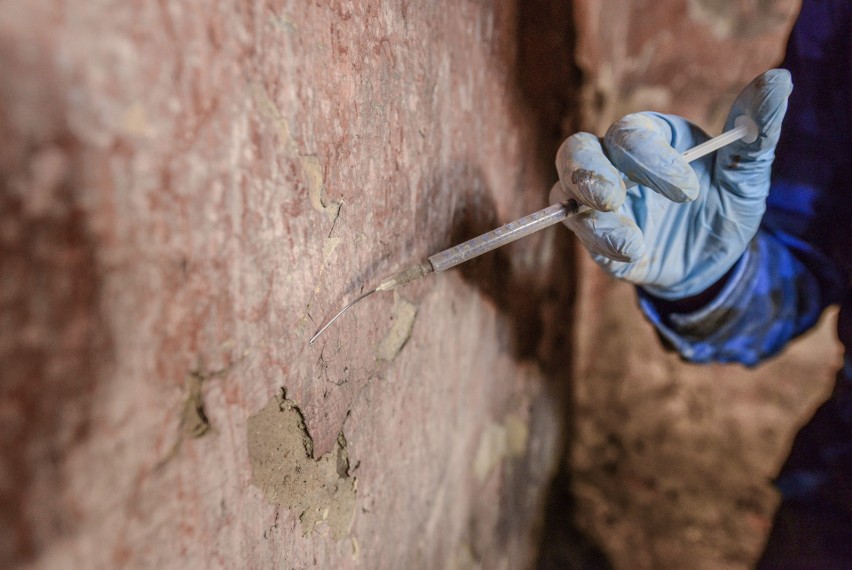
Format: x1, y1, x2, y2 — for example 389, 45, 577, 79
0, 1, 573, 567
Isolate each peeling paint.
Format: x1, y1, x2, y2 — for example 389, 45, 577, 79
247, 391, 355, 540
376, 296, 417, 361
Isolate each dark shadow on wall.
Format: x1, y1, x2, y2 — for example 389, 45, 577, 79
515, 1, 614, 567
443, 178, 611, 569
0, 132, 112, 566
440, 0, 611, 566
514, 3, 614, 566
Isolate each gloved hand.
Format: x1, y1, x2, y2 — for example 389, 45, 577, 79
550, 69, 793, 300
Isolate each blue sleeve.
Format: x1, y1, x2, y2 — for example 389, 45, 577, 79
638, 229, 841, 365
638, 0, 851, 366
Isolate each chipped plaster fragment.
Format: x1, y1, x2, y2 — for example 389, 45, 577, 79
323, 236, 342, 262
303, 155, 341, 222
180, 370, 213, 439
473, 422, 507, 483
303, 155, 324, 210
351, 537, 360, 562
448, 543, 481, 570
156, 360, 242, 470
376, 296, 418, 361
251, 83, 297, 154
121, 102, 150, 136
473, 414, 529, 482
248, 391, 356, 541
504, 414, 529, 457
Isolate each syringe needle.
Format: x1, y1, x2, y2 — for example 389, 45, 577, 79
309, 262, 434, 344
309, 288, 378, 345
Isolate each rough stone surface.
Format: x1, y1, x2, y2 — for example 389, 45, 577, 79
574, 0, 802, 134
0, 1, 578, 568
570, 262, 838, 569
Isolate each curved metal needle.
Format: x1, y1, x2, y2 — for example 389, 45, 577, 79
309, 289, 378, 344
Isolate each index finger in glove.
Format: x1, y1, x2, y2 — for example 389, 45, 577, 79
555, 132, 627, 212
604, 113, 700, 203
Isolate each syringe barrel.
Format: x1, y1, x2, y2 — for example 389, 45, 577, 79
427, 200, 583, 272
426, 118, 751, 275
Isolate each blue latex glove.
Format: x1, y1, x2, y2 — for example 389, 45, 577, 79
550, 69, 793, 300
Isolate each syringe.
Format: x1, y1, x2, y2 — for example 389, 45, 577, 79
309, 115, 758, 344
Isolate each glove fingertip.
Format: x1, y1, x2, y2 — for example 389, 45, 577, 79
571, 168, 625, 211
726, 69, 793, 150
674, 172, 700, 202
557, 131, 627, 212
